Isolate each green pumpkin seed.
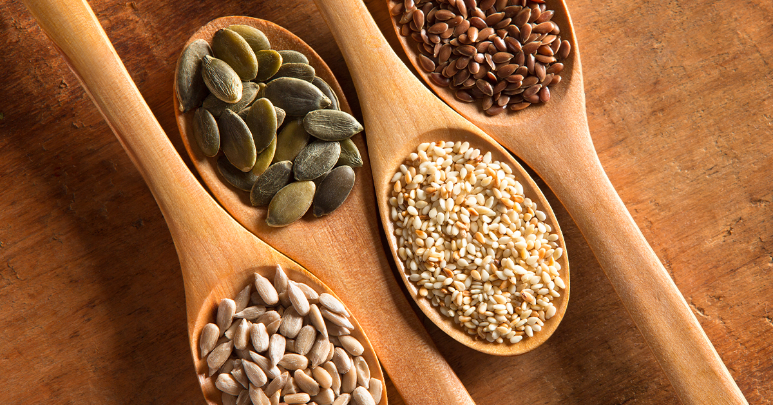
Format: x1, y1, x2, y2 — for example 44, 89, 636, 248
255, 50, 283, 82
217, 155, 258, 191
219, 110, 256, 172
293, 141, 341, 181
303, 110, 363, 141
266, 181, 316, 227
212, 28, 258, 81
313, 166, 355, 217
312, 77, 340, 111
257, 82, 267, 98
175, 39, 211, 112
202, 55, 242, 103
336, 138, 363, 168
193, 107, 220, 157
272, 119, 310, 163
273, 63, 315, 82
278, 50, 309, 65
312, 171, 329, 188
244, 98, 277, 154
275, 107, 286, 128
228, 25, 271, 54
203, 81, 259, 118
264, 77, 330, 116
252, 135, 277, 177
251, 161, 293, 207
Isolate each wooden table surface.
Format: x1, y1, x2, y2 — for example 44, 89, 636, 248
1, 0, 770, 403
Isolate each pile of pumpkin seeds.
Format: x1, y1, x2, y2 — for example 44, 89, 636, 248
175, 25, 364, 227
200, 266, 383, 405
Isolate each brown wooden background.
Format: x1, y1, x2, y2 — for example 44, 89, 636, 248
1, 0, 771, 403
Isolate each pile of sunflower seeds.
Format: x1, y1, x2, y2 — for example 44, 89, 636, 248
200, 266, 383, 405
391, 0, 571, 115
389, 141, 565, 343
175, 25, 363, 227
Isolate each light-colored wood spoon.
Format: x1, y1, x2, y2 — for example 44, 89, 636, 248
307, 0, 570, 355
174, 17, 475, 402
20, 1, 387, 404
375, 0, 747, 404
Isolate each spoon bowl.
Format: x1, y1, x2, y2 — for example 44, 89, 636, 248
20, 2, 387, 404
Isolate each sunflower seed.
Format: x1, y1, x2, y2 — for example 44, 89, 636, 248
266, 181, 316, 227
312, 77, 340, 110
218, 155, 258, 191
294, 325, 316, 356
250, 351, 281, 379
217, 298, 237, 334
336, 139, 363, 168
234, 319, 252, 350
255, 50, 283, 82
273, 120, 310, 163
268, 333, 286, 366
284, 373, 299, 395
280, 306, 303, 338
251, 135, 277, 177
294, 141, 340, 181
279, 50, 309, 64
243, 98, 277, 154
228, 25, 271, 54
278, 353, 309, 371
243, 360, 268, 387
175, 39, 211, 112
333, 347, 352, 374
212, 28, 258, 81
250, 161, 293, 207
223, 393, 237, 405
352, 387, 375, 405
208, 340, 234, 370
273, 264, 289, 294
235, 305, 266, 320
294, 368, 320, 396
249, 385, 271, 405
368, 379, 382, 404
285, 393, 311, 405
338, 335, 364, 357
202, 55, 243, 103
308, 335, 330, 369
274, 63, 316, 82
326, 322, 352, 337
332, 394, 351, 405
265, 77, 331, 116
308, 304, 328, 338
253, 273, 279, 306
216, 373, 244, 396
287, 282, 311, 316
219, 110, 256, 172
231, 364, 250, 388
354, 357, 370, 388
303, 110, 363, 141
264, 371, 289, 398
312, 388, 335, 405
199, 323, 219, 358
341, 366, 357, 394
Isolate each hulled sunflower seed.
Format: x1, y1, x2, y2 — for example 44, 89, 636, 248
294, 325, 317, 356
217, 298, 237, 334
176, 39, 211, 112
332, 394, 351, 405
308, 335, 330, 369
244, 98, 278, 154
250, 351, 281, 380
273, 119, 310, 163
302, 110, 363, 141
223, 393, 237, 405
255, 273, 279, 306
280, 306, 303, 338
255, 50, 283, 81
352, 386, 375, 405
199, 323, 220, 358
279, 50, 309, 64
341, 366, 357, 394
293, 141, 340, 181
338, 335, 364, 357
368, 378, 382, 404
234, 284, 252, 312
264, 371, 289, 398
268, 333, 286, 366
234, 319, 252, 350
312, 388, 335, 405
208, 340, 234, 370
216, 373, 244, 396
219, 110, 256, 172
235, 305, 266, 320
249, 385, 271, 405
323, 362, 341, 394
287, 282, 311, 316
312, 76, 340, 111
202, 55, 242, 103
264, 77, 331, 116
295, 369, 321, 396
336, 139, 363, 168
231, 364, 250, 388
266, 181, 316, 227
279, 353, 309, 370
212, 28, 258, 81
274, 264, 289, 294
274, 63, 316, 82
218, 155, 258, 191
285, 393, 311, 405
354, 357, 370, 388
294, 282, 320, 303
243, 360, 268, 387
251, 161, 294, 207
332, 347, 352, 374
313, 166, 355, 218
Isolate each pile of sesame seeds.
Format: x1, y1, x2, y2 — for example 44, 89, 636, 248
389, 141, 565, 343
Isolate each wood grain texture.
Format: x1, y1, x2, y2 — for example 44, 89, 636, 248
0, 0, 770, 404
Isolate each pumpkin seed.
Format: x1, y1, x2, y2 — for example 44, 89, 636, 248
266, 181, 316, 227
228, 25, 271, 54
257, 82, 267, 98
312, 76, 340, 111
275, 107, 286, 128
273, 63, 315, 82
251, 161, 293, 207
255, 50, 283, 82
264, 77, 331, 116
218, 155, 258, 191
203, 81, 259, 118
252, 135, 277, 177
193, 107, 220, 157
244, 98, 278, 154
336, 138, 363, 168
278, 50, 309, 64
273, 119, 310, 164
312, 171, 330, 188
313, 166, 355, 217
202, 55, 243, 103
303, 110, 363, 141
219, 110, 256, 172
213, 28, 258, 81
175, 39, 211, 112
294, 141, 341, 181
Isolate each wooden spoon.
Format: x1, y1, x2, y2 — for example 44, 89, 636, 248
20, 1, 388, 404
173, 17, 475, 402
374, 0, 746, 403
298, 1, 571, 355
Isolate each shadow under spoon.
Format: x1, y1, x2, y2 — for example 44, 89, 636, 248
174, 16, 475, 403
377, 0, 747, 403
21, 1, 387, 404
